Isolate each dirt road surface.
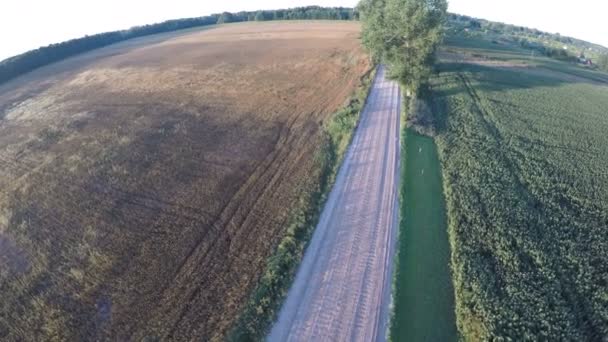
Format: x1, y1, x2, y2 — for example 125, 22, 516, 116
268, 65, 401, 342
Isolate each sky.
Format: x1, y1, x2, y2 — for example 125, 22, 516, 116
1, 0, 607, 61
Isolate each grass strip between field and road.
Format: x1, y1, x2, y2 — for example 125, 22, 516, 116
227, 67, 377, 341
390, 109, 458, 341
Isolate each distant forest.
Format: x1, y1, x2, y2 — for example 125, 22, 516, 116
0, 6, 357, 85
448, 13, 608, 70
2, 6, 607, 86
448, 13, 606, 50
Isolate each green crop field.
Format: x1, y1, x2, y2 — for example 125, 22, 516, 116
431, 33, 608, 340
391, 128, 458, 342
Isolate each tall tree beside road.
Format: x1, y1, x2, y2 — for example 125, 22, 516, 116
359, 0, 388, 62
359, 0, 447, 94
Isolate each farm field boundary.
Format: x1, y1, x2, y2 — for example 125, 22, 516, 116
228, 67, 377, 341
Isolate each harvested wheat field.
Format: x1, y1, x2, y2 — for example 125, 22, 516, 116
0, 21, 370, 341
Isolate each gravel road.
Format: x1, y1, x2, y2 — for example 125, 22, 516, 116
268, 65, 401, 342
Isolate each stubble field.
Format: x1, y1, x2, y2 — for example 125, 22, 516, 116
0, 21, 370, 341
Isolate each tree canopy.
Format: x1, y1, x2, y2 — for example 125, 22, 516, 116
359, 0, 447, 94
217, 12, 233, 24
597, 54, 608, 72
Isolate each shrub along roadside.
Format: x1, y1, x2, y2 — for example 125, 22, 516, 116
227, 67, 376, 341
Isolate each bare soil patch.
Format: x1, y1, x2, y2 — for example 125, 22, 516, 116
0, 21, 369, 341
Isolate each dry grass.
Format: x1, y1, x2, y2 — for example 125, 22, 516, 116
0, 21, 370, 341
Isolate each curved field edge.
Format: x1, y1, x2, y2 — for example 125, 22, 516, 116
388, 97, 458, 341
0, 7, 359, 86
227, 67, 377, 342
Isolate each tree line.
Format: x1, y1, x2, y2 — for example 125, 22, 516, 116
222, 6, 357, 23
0, 6, 357, 86
448, 13, 608, 71
448, 13, 606, 51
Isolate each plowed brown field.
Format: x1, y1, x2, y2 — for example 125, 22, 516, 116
0, 21, 369, 341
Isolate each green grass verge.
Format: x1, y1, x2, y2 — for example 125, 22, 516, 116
390, 125, 458, 341
227, 67, 376, 342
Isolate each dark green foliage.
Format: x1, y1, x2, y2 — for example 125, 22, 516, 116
432, 38, 608, 340
227, 70, 375, 341
468, 20, 481, 29
542, 47, 577, 62
250, 6, 356, 22
405, 91, 438, 136
217, 12, 233, 24
0, 6, 357, 86
359, 0, 447, 93
598, 54, 608, 72
254, 11, 265, 21
517, 39, 579, 62
358, 0, 388, 63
